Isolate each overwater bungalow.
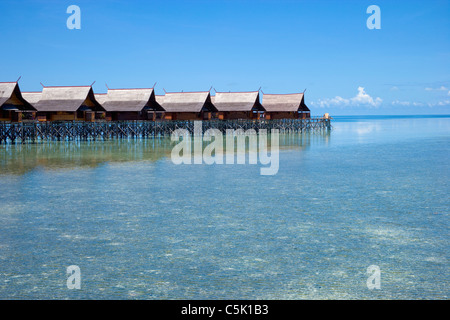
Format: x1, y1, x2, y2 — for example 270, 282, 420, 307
100, 87, 163, 121
262, 93, 311, 119
0, 82, 36, 122
33, 85, 105, 121
212, 91, 265, 120
161, 91, 217, 120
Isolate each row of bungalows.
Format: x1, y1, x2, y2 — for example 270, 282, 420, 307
0, 82, 311, 122
155, 90, 310, 120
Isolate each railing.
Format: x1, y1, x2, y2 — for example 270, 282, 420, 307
0, 118, 331, 144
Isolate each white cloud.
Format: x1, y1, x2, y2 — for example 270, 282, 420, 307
427, 100, 450, 107
314, 87, 382, 108
425, 86, 449, 91
391, 100, 425, 107
391, 99, 449, 108
390, 86, 450, 108
352, 86, 383, 106
391, 100, 410, 106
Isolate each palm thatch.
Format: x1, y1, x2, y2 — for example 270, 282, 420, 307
155, 95, 165, 105
94, 93, 108, 105
33, 86, 104, 112
262, 93, 310, 112
0, 82, 36, 110
101, 88, 162, 112
22, 92, 42, 106
162, 91, 216, 112
212, 91, 264, 112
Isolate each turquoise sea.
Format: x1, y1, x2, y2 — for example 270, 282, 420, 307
0, 115, 448, 299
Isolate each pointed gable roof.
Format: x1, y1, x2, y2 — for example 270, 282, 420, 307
155, 95, 165, 105
33, 86, 104, 112
162, 91, 216, 112
101, 88, 160, 112
22, 92, 42, 106
262, 93, 310, 112
212, 91, 264, 112
0, 82, 36, 110
94, 93, 108, 105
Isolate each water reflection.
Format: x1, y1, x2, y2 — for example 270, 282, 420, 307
0, 132, 331, 175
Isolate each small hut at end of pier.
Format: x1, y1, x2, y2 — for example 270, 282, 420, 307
100, 87, 163, 121
212, 91, 265, 120
0, 82, 36, 122
161, 91, 216, 120
262, 93, 310, 120
33, 85, 105, 121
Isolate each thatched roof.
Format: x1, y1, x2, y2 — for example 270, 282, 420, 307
0, 82, 17, 106
0, 82, 36, 110
162, 91, 216, 112
155, 95, 165, 110
155, 95, 165, 105
262, 93, 310, 112
94, 93, 108, 105
101, 88, 161, 112
33, 86, 104, 112
212, 91, 264, 112
22, 92, 42, 105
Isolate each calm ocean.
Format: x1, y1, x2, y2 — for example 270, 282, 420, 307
0, 115, 448, 299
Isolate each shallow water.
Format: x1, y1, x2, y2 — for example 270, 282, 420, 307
0, 115, 448, 299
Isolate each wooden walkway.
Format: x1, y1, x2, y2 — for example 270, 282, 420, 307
0, 118, 331, 144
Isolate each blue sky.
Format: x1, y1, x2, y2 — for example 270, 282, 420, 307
0, 0, 449, 115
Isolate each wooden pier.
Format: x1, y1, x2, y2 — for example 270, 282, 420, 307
0, 117, 331, 144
